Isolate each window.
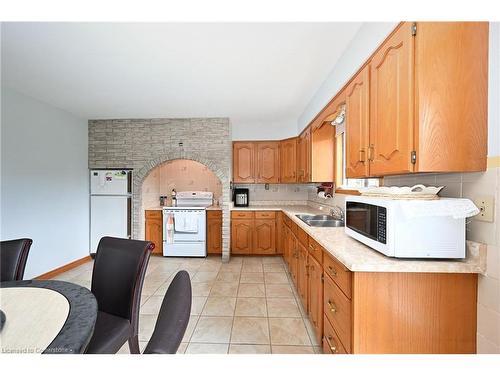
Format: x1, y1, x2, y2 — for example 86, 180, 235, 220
334, 119, 379, 190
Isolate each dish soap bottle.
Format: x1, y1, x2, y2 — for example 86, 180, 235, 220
171, 188, 177, 207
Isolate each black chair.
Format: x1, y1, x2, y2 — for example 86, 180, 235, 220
143, 270, 192, 354
85, 237, 154, 354
0, 238, 33, 282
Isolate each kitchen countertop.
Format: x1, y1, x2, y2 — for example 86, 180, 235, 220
231, 204, 486, 274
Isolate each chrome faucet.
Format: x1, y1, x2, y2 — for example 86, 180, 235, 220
330, 206, 344, 221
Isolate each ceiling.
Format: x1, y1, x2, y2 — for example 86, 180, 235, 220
1, 22, 362, 127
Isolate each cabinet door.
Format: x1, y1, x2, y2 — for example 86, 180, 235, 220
280, 138, 297, 183
207, 217, 222, 254
233, 142, 255, 183
276, 212, 283, 255
345, 64, 370, 178
256, 142, 280, 183
145, 216, 163, 255
415, 22, 488, 173
370, 22, 414, 176
231, 219, 253, 254
308, 255, 323, 344
289, 233, 298, 286
253, 219, 276, 255
297, 242, 309, 310
283, 226, 290, 269
297, 128, 311, 182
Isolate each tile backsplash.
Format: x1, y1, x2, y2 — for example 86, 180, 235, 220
233, 184, 309, 202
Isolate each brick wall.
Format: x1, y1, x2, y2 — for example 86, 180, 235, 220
88, 118, 232, 261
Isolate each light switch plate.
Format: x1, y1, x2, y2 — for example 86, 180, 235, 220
473, 196, 494, 222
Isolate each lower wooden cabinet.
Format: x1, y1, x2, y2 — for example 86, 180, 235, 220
288, 231, 298, 285
231, 218, 253, 254
207, 210, 222, 255
307, 254, 323, 344
281, 211, 479, 354
230, 211, 277, 255
323, 315, 347, 354
254, 219, 276, 254
145, 210, 163, 255
297, 241, 308, 310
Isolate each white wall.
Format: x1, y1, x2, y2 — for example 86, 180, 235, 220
298, 22, 398, 132
1, 87, 89, 279
232, 118, 297, 140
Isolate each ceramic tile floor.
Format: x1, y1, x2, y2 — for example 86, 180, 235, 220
53, 255, 322, 354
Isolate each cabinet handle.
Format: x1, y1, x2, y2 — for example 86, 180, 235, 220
359, 149, 366, 162
327, 300, 337, 313
368, 144, 375, 161
328, 265, 337, 276
325, 335, 338, 354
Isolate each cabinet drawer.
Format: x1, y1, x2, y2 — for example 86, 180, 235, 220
297, 227, 308, 247
283, 215, 292, 228
255, 211, 276, 219
307, 237, 323, 265
145, 210, 162, 219
324, 273, 351, 352
207, 210, 222, 219
231, 211, 254, 219
323, 253, 352, 299
323, 314, 348, 354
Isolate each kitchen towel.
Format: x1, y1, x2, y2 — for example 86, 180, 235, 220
399, 198, 480, 219
173, 212, 199, 233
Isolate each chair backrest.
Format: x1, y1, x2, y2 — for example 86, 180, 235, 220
143, 270, 192, 354
0, 238, 33, 282
91, 237, 153, 331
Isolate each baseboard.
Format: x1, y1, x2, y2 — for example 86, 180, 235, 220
35, 255, 92, 280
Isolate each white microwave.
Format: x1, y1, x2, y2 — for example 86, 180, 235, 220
345, 196, 466, 259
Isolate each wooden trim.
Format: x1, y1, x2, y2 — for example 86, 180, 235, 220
335, 188, 361, 196
35, 255, 92, 280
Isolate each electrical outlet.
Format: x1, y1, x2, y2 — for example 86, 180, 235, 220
473, 196, 494, 222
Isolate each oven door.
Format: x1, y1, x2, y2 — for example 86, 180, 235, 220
163, 209, 206, 243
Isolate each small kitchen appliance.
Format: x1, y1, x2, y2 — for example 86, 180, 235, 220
233, 188, 249, 207
344, 195, 474, 259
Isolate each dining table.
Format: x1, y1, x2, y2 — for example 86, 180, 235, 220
0, 280, 97, 354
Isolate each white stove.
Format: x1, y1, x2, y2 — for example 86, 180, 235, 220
162, 191, 213, 257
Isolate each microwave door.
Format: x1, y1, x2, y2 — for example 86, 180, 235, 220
346, 202, 378, 242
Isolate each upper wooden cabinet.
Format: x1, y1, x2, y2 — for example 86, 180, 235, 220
297, 127, 311, 182
280, 137, 297, 183
414, 22, 488, 173
344, 22, 488, 177
370, 22, 414, 176
345, 64, 370, 178
256, 142, 280, 183
233, 142, 255, 183
233, 141, 280, 183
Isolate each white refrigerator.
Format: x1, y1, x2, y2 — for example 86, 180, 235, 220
90, 169, 132, 253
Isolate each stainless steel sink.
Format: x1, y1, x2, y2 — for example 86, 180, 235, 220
295, 214, 345, 228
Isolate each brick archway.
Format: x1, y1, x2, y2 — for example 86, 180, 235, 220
133, 151, 230, 261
